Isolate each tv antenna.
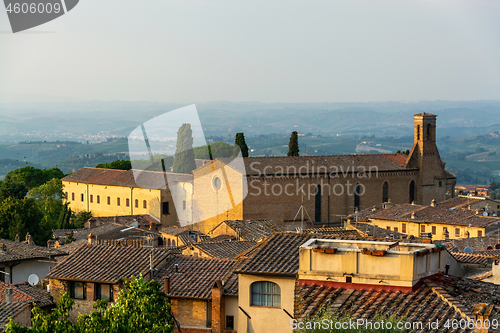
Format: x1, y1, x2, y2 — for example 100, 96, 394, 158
293, 194, 312, 229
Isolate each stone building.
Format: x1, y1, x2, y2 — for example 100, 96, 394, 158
192, 113, 456, 233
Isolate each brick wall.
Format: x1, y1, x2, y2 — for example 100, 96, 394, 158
170, 298, 208, 329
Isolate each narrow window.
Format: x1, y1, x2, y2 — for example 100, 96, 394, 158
427, 123, 431, 140
439, 181, 442, 188
135, 199, 139, 208
183, 200, 186, 210
81, 193, 84, 202
126, 198, 130, 207
382, 181, 389, 203
143, 200, 147, 209
0, 268, 6, 283
107, 196, 111, 205
90, 195, 93, 203
478, 230, 483, 237
172, 240, 176, 246
394, 227, 399, 232
421, 225, 425, 233
315, 185, 321, 222
70, 282, 86, 300
409, 180, 415, 204
346, 276, 352, 283
432, 226, 436, 235
251, 281, 281, 307
162, 202, 170, 215
455, 228, 460, 237
97, 195, 100, 204
226, 316, 234, 330
402, 223, 406, 233
354, 184, 361, 210
417, 125, 420, 140
386, 226, 391, 231
72, 193, 75, 201
65, 192, 68, 199
117, 197, 120, 206
167, 239, 171, 246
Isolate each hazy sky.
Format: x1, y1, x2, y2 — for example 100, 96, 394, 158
1, 0, 499, 103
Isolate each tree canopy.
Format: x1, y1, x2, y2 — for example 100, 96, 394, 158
95, 160, 132, 170
288, 131, 300, 156
6, 275, 174, 333
5, 166, 64, 190
172, 123, 197, 174
233, 132, 249, 157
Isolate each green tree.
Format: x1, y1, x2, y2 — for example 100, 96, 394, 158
6, 276, 174, 333
233, 133, 249, 157
288, 131, 300, 156
194, 142, 234, 160
0, 181, 28, 202
6, 166, 64, 190
0, 197, 44, 244
57, 202, 72, 229
172, 123, 197, 174
95, 160, 132, 170
28, 179, 65, 235
71, 211, 93, 229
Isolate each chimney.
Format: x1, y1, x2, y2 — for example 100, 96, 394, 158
211, 280, 225, 333
472, 303, 493, 333
430, 199, 436, 207
411, 212, 415, 219
164, 277, 170, 294
14, 234, 19, 242
5, 288, 13, 303
88, 233, 96, 245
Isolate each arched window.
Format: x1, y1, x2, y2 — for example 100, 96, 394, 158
172, 240, 176, 246
167, 239, 171, 246
315, 185, 321, 222
143, 200, 147, 209
251, 281, 281, 307
417, 125, 420, 140
135, 199, 138, 208
382, 181, 389, 203
117, 197, 120, 206
409, 180, 415, 204
107, 196, 111, 205
427, 123, 431, 140
354, 184, 361, 210
126, 198, 130, 207
97, 195, 100, 204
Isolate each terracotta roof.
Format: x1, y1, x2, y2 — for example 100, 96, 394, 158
0, 302, 29, 332
55, 239, 87, 256
226, 154, 409, 176
11, 283, 53, 308
210, 220, 282, 241
0, 239, 67, 263
299, 227, 363, 238
62, 167, 192, 189
161, 226, 189, 236
236, 233, 333, 276
444, 236, 500, 252
47, 245, 178, 284
467, 270, 493, 281
295, 275, 500, 332
154, 255, 239, 299
208, 235, 237, 242
54, 223, 161, 244
350, 222, 421, 241
437, 196, 484, 209
449, 251, 490, 266
366, 202, 500, 227
88, 214, 162, 227
0, 281, 34, 303
186, 240, 258, 259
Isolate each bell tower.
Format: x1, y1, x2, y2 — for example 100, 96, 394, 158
406, 112, 454, 205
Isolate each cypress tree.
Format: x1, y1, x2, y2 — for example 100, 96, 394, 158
233, 132, 249, 157
288, 131, 300, 156
172, 123, 197, 174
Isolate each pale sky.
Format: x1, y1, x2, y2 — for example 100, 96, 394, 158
1, 0, 499, 103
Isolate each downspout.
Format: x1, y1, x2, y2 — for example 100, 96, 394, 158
131, 187, 133, 215
87, 184, 89, 212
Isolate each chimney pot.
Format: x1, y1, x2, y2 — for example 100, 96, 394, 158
430, 199, 436, 207
164, 277, 170, 294
5, 288, 13, 303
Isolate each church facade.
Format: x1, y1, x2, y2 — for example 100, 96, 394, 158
192, 112, 456, 233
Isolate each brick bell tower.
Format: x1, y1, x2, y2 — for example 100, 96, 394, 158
405, 112, 455, 205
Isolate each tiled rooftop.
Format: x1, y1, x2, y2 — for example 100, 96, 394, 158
47, 245, 178, 284
87, 214, 162, 227
54, 223, 161, 244
444, 236, 500, 252
154, 255, 239, 299
186, 240, 258, 259
449, 251, 490, 266
300, 227, 363, 238
0, 239, 67, 263
365, 201, 500, 227
211, 220, 282, 241
350, 222, 420, 240
294, 275, 500, 332
62, 167, 192, 189
221, 154, 410, 176
11, 283, 53, 308
0, 302, 29, 332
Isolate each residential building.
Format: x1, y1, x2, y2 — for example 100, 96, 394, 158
0, 239, 66, 284
46, 241, 179, 321
349, 198, 500, 240
160, 226, 209, 247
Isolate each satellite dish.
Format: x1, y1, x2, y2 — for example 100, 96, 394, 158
464, 247, 474, 253
483, 212, 488, 216
28, 274, 39, 286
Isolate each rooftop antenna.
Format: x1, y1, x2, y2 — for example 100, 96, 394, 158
293, 193, 312, 229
